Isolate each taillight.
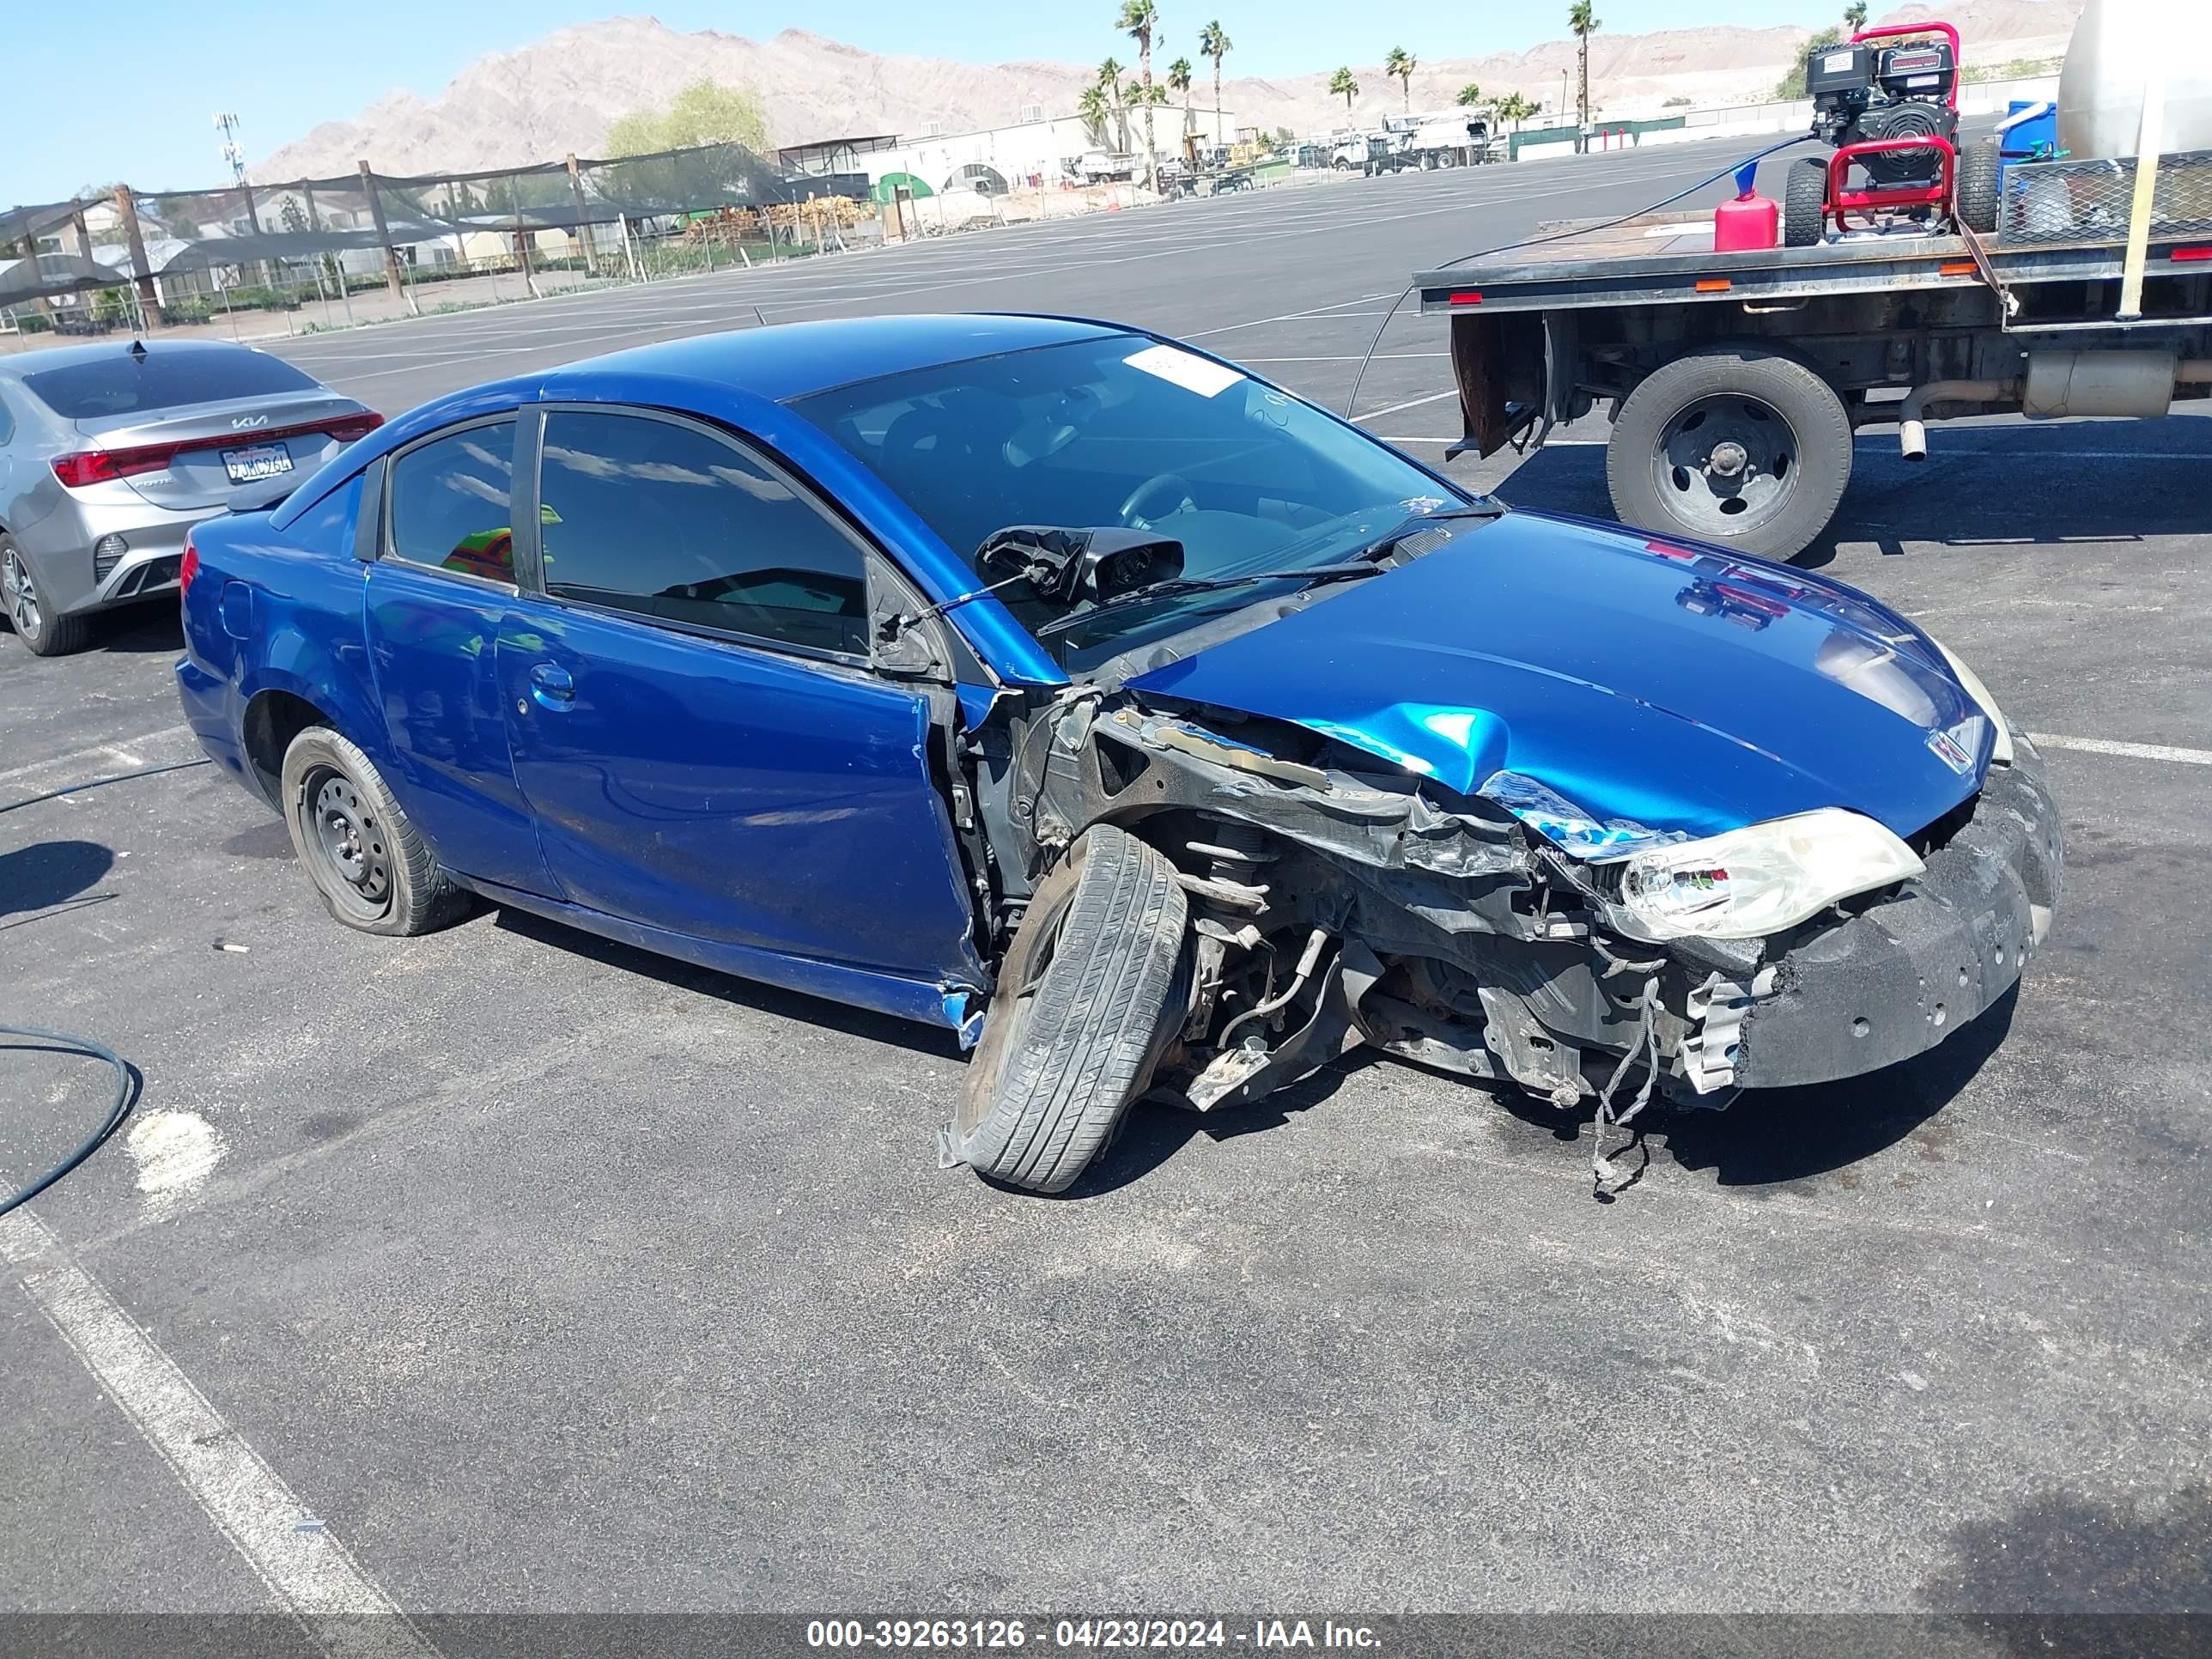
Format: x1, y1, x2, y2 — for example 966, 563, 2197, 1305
51, 410, 383, 490
325, 410, 385, 443
54, 444, 177, 488
179, 536, 200, 599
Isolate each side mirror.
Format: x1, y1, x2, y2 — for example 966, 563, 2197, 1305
975, 526, 1185, 604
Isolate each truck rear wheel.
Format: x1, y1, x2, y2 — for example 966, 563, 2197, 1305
951, 825, 1189, 1194
1607, 347, 1853, 561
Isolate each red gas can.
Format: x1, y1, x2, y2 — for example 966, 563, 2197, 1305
1712, 159, 1780, 252
1714, 186, 1780, 252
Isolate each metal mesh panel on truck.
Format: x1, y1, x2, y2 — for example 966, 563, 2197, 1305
1997, 149, 2212, 245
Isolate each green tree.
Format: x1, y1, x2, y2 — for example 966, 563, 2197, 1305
1169, 54, 1194, 139
1385, 46, 1418, 112
1844, 2, 1869, 28
1198, 19, 1232, 137
1329, 67, 1360, 113
1078, 83, 1112, 143
1119, 1, 1161, 191
1776, 26, 1844, 99
1098, 56, 1128, 151
1569, 2, 1601, 150
605, 79, 772, 158
1455, 82, 1484, 108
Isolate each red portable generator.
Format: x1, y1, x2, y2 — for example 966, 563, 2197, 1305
1782, 21, 1964, 246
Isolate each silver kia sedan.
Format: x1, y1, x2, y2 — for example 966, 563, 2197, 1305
0, 338, 378, 656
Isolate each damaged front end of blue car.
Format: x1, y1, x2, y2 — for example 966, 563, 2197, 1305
987, 515, 2063, 1157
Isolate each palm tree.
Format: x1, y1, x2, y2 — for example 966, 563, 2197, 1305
1568, 2, 1600, 153
1329, 67, 1360, 114
1843, 1, 1869, 27
1455, 82, 1483, 108
1168, 57, 1194, 149
1098, 56, 1128, 152
1385, 46, 1418, 112
1078, 83, 1112, 145
1119, 1, 1160, 192
1199, 20, 1232, 148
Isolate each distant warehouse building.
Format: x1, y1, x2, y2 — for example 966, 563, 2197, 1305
785, 105, 1241, 201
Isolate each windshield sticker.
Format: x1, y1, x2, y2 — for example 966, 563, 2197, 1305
1123, 343, 1243, 398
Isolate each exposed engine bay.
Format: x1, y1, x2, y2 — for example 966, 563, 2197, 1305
948, 673, 2060, 1191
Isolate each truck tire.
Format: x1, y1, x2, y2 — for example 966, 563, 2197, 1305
1783, 157, 1829, 247
279, 726, 471, 937
2, 538, 93, 657
1956, 136, 2002, 234
1607, 347, 1853, 562
952, 825, 1189, 1194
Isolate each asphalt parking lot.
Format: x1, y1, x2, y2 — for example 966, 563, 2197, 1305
4, 138, 2209, 1643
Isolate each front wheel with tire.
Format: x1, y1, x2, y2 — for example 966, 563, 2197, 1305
279, 726, 469, 936
951, 825, 1189, 1194
2, 537, 93, 657
1607, 347, 1853, 561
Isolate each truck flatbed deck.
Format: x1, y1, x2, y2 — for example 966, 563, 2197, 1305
1406, 203, 2212, 558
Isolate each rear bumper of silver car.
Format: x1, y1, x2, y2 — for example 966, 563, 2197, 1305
15, 500, 203, 617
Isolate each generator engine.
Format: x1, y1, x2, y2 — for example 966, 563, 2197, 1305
1805, 33, 1960, 185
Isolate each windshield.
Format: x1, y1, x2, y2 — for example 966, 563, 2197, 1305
792, 336, 1478, 670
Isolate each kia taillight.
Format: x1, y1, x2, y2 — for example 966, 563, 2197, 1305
325, 410, 385, 443
179, 536, 200, 599
53, 444, 177, 488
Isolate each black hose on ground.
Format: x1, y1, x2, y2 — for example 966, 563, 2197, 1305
0, 1026, 137, 1220
0, 756, 210, 817
1343, 132, 1819, 421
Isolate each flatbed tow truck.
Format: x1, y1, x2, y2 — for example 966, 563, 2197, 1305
1413, 163, 2212, 557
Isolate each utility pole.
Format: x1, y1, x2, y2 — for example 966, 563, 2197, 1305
357, 161, 416, 314
112, 186, 166, 328
565, 154, 599, 276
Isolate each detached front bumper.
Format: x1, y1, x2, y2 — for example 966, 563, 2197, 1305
1729, 743, 2063, 1090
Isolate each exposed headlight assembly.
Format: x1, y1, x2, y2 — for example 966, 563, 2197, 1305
1929, 636, 2014, 766
1613, 809, 1925, 941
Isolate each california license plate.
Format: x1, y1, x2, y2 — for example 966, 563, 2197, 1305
222, 441, 293, 484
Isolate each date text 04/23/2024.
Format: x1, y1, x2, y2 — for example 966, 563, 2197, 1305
805, 1620, 1382, 1650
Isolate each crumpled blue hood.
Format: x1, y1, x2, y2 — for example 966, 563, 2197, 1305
1124, 510, 1990, 845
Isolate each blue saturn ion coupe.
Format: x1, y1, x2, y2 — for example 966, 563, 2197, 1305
176, 314, 2060, 1194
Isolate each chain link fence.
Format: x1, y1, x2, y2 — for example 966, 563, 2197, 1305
1, 142, 872, 345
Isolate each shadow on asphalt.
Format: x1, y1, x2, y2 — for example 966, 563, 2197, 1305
0, 839, 115, 920
1491, 426, 2212, 568
486, 903, 966, 1059
1923, 1478, 2212, 1625
1069, 988, 2016, 1199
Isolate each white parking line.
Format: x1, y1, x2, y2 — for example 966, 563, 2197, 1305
0, 724, 194, 788
2, 1212, 436, 1656
2029, 734, 2212, 765
1352, 389, 1459, 421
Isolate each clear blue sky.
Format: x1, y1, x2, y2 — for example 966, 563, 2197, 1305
4, 0, 1838, 208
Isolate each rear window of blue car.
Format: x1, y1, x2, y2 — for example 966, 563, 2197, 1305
21, 349, 319, 419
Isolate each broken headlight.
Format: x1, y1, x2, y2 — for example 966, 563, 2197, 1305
1613, 809, 1925, 941
1929, 635, 2014, 766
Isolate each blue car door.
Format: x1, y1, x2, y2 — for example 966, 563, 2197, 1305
495, 404, 981, 988
361, 415, 556, 896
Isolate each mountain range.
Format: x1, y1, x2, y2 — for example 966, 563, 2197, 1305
253, 0, 2084, 183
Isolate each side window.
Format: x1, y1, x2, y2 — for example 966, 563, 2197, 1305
537, 410, 868, 656
0, 390, 15, 446
386, 420, 518, 583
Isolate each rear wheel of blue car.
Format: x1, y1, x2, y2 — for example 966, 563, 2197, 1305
279, 727, 469, 937
954, 825, 1190, 1194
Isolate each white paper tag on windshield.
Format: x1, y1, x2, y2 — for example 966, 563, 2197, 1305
1123, 343, 1243, 398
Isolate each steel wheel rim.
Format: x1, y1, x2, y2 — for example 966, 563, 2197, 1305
3, 550, 40, 642
301, 765, 392, 921
1652, 393, 1802, 536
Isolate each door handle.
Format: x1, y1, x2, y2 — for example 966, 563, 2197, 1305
527, 661, 575, 710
